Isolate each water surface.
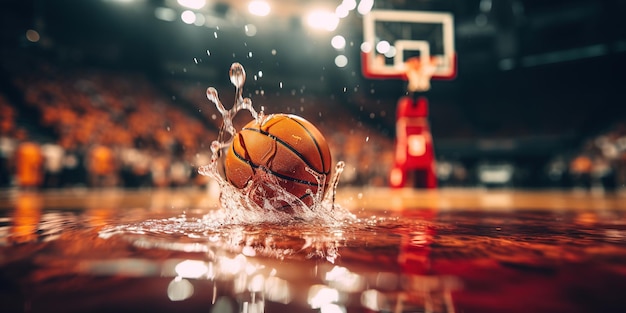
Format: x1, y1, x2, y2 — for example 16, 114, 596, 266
1, 189, 626, 313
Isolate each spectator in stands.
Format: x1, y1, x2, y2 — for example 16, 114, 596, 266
41, 141, 65, 188
59, 137, 86, 187
14, 130, 44, 189
86, 144, 117, 188
0, 94, 17, 187
569, 152, 593, 190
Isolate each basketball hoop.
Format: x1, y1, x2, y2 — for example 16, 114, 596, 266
404, 56, 437, 93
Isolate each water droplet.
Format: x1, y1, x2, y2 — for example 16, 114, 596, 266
167, 126, 171, 131
258, 71, 263, 78
229, 63, 246, 88
206, 50, 211, 56
206, 87, 219, 104
343, 87, 347, 92
210, 141, 220, 153
365, 137, 369, 142
213, 32, 218, 38
196, 63, 351, 223
248, 52, 253, 58
193, 58, 199, 64
279, 82, 283, 88
369, 113, 375, 119
271, 49, 277, 55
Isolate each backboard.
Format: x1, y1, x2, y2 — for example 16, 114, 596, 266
361, 10, 456, 81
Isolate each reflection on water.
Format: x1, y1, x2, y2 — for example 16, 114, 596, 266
95, 210, 461, 312
0, 191, 460, 313
2, 190, 626, 312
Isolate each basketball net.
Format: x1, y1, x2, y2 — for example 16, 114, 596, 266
405, 56, 437, 92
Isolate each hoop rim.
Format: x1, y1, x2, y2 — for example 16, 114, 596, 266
361, 52, 458, 81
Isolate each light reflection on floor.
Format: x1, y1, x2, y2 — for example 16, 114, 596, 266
1, 187, 626, 313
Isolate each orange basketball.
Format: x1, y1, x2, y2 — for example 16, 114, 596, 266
224, 114, 332, 209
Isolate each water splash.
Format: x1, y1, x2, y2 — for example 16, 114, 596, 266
199, 62, 352, 224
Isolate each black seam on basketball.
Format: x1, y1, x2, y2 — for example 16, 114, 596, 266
285, 116, 329, 175
232, 143, 320, 187
236, 135, 255, 172
241, 127, 329, 175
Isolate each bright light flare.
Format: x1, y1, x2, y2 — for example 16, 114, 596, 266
265, 276, 292, 304
335, 55, 348, 68
321, 303, 347, 313
174, 260, 208, 278
384, 46, 397, 58
357, 0, 374, 15
167, 277, 194, 301
331, 35, 346, 50
308, 285, 340, 309
194, 13, 205, 26
325, 266, 364, 292
248, 274, 265, 292
360, 42, 372, 53
335, 5, 349, 18
376, 40, 391, 54
342, 0, 357, 10
306, 10, 339, 32
177, 0, 206, 10
220, 254, 247, 275
181, 10, 196, 24
248, 0, 271, 17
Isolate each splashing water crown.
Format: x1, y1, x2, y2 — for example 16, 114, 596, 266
199, 63, 351, 224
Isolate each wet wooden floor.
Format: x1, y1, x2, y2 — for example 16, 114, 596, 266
2, 187, 625, 212
1, 187, 626, 313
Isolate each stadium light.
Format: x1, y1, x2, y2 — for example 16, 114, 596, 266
177, 0, 206, 10
335, 6, 349, 19
248, 1, 270, 17
357, 0, 374, 15
335, 55, 348, 68
306, 9, 339, 32
331, 35, 346, 50
181, 10, 196, 24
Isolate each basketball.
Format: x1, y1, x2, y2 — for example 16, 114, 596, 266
224, 114, 332, 209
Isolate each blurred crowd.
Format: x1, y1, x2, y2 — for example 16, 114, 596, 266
557, 123, 626, 192
0, 62, 394, 190
1, 63, 216, 189
1, 61, 625, 191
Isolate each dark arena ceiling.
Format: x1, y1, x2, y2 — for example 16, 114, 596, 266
1, 0, 625, 141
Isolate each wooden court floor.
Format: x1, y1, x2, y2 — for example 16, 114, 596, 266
1, 187, 625, 212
